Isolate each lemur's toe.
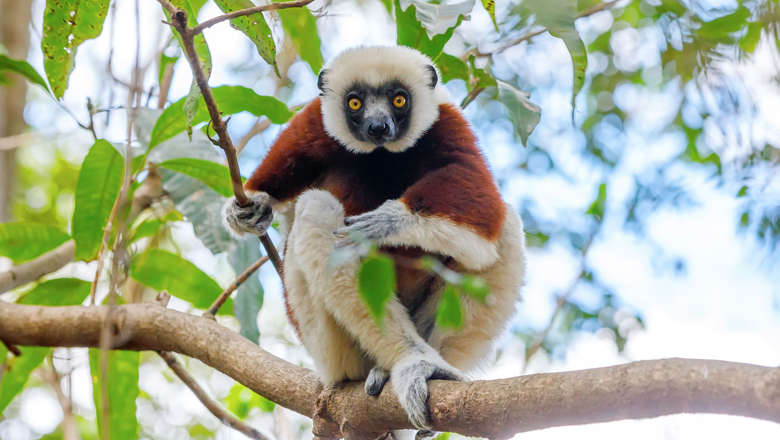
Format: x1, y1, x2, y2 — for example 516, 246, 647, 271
365, 366, 390, 396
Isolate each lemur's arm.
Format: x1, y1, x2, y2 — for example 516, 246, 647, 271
337, 160, 506, 270
226, 99, 336, 235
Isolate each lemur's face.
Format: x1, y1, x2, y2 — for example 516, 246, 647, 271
342, 81, 412, 148
318, 46, 448, 154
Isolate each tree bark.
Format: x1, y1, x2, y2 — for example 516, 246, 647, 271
0, 0, 32, 222
0, 302, 777, 438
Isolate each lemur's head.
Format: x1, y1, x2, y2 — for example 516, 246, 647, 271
318, 46, 449, 154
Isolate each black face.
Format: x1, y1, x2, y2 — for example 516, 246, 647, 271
342, 81, 412, 147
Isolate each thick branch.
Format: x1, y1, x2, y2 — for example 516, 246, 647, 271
0, 240, 75, 293
1, 302, 777, 438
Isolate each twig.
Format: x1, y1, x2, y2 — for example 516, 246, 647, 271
191, 0, 315, 34
89, 194, 122, 305
161, 4, 289, 277
523, 229, 598, 367
1, 339, 21, 356
158, 351, 270, 440
460, 86, 485, 109
204, 256, 269, 317
0, 240, 75, 293
236, 118, 272, 154
472, 0, 620, 57
42, 355, 81, 440
154, 292, 270, 440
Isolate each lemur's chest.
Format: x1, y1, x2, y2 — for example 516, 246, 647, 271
318, 147, 436, 216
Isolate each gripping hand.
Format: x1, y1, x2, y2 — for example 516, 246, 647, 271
223, 192, 274, 236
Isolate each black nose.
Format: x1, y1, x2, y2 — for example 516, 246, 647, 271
367, 121, 390, 138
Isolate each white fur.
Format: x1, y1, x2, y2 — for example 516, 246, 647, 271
320, 46, 451, 154
281, 190, 526, 429
359, 199, 501, 271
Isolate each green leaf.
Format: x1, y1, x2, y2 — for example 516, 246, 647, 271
460, 275, 489, 303
150, 86, 293, 148
229, 239, 264, 344
214, 0, 277, 75
89, 349, 139, 440
435, 284, 463, 329
224, 383, 275, 419
467, 55, 497, 90
0, 223, 70, 264
41, 0, 110, 98
129, 249, 232, 314
698, 6, 750, 40
481, 0, 498, 31
277, 4, 323, 74
18, 278, 91, 306
739, 22, 762, 53
395, 0, 462, 59
0, 346, 50, 412
158, 53, 179, 83
129, 211, 183, 242
436, 53, 469, 83
158, 158, 233, 197
496, 80, 541, 145
0, 54, 50, 93
71, 139, 124, 261
586, 182, 608, 221
525, 0, 586, 107
357, 252, 396, 324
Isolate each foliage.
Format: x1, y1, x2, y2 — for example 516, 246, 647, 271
0, 0, 777, 438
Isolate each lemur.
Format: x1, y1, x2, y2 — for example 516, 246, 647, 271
225, 45, 526, 432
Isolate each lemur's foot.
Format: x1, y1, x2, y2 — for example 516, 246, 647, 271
365, 366, 390, 396
223, 191, 273, 236
390, 352, 464, 430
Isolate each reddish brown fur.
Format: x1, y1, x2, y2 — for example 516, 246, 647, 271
245, 98, 506, 321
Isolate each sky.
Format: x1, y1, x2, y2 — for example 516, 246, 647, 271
1, 0, 778, 439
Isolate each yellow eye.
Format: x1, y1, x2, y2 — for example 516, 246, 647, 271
393, 95, 407, 108
348, 98, 362, 111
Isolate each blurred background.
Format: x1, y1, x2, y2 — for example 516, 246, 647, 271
0, 0, 778, 439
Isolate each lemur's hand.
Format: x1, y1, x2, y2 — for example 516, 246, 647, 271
224, 192, 273, 236
390, 351, 464, 430
334, 200, 408, 243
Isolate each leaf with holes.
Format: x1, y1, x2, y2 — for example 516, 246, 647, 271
0, 54, 50, 94
0, 223, 70, 264
71, 139, 124, 261
497, 80, 541, 145
149, 86, 292, 148
129, 248, 232, 314
277, 2, 323, 74
41, 0, 110, 98
158, 158, 233, 197
481, 0, 498, 30
436, 284, 464, 328
357, 252, 396, 324
89, 349, 139, 440
215, 0, 277, 75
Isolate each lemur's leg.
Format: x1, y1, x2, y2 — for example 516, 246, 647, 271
289, 190, 464, 430
429, 208, 526, 370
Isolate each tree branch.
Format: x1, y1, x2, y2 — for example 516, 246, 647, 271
0, 240, 75, 293
191, 0, 315, 34
161, 3, 285, 275
1, 302, 777, 439
204, 255, 268, 317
